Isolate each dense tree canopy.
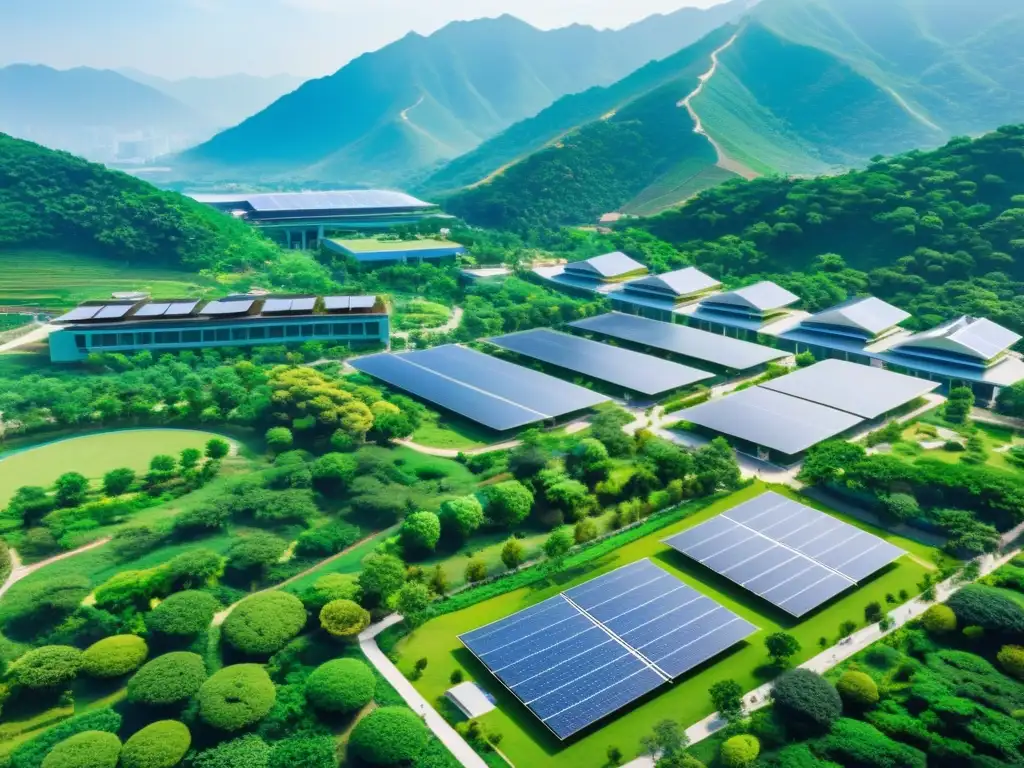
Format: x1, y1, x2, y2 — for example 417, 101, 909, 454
119, 721, 191, 768
348, 707, 429, 765
40, 731, 121, 768
221, 591, 307, 656
305, 658, 376, 713
198, 664, 276, 731
127, 652, 207, 706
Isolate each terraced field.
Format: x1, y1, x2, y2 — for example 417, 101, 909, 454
0, 250, 219, 310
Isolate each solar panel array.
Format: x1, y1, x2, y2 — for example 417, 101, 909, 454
244, 190, 433, 213
324, 295, 377, 312
488, 329, 713, 396
663, 493, 903, 617
350, 345, 609, 431
261, 297, 317, 314
570, 313, 788, 371
200, 299, 255, 316
460, 559, 756, 739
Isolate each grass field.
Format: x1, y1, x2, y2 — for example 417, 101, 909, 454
623, 158, 738, 216
0, 250, 219, 310
393, 482, 950, 767
410, 411, 497, 451
900, 418, 1022, 473
0, 428, 228, 506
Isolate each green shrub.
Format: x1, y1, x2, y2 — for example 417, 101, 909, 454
294, 520, 362, 557
40, 731, 121, 768
81, 635, 148, 678
320, 599, 370, 638
127, 652, 207, 706
399, 511, 441, 556
0, 575, 90, 638
9, 709, 121, 768
222, 591, 306, 656
947, 584, 1024, 636
191, 736, 270, 768
817, 717, 926, 768
720, 734, 759, 767
119, 721, 191, 768
11, 645, 82, 689
299, 573, 361, 611
145, 590, 218, 637
921, 604, 957, 634
998, 645, 1024, 680
305, 658, 376, 713
771, 669, 842, 735
268, 736, 336, 768
198, 664, 276, 731
348, 707, 429, 765
835, 670, 879, 708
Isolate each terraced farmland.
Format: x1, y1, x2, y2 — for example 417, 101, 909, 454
0, 250, 219, 310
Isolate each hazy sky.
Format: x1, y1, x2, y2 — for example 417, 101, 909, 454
0, 0, 729, 79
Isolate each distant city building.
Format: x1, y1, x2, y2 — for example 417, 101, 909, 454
48, 294, 388, 363
322, 237, 465, 265
190, 190, 440, 249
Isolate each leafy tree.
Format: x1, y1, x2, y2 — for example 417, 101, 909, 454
429, 564, 449, 595
483, 480, 534, 528
439, 495, 484, 540
206, 438, 230, 460
0, 574, 90, 638
358, 553, 406, 608
546, 478, 593, 522
226, 532, 289, 581
720, 735, 759, 768
149, 454, 176, 473
798, 441, 866, 486
145, 590, 218, 638
507, 434, 550, 479
400, 511, 442, 556
348, 707, 429, 766
921, 603, 957, 634
640, 719, 689, 761
119, 721, 191, 768
816, 718, 926, 768
501, 538, 525, 570
835, 670, 879, 708
310, 452, 358, 493
54, 472, 89, 508
101, 468, 136, 497
566, 438, 612, 484
709, 679, 744, 720
191, 735, 271, 768
543, 528, 573, 562
465, 558, 488, 583
879, 493, 920, 523
222, 592, 307, 656
81, 635, 148, 678
295, 520, 362, 557
997, 645, 1024, 680
299, 573, 362, 611
947, 584, 1024, 636
127, 652, 207, 706
10, 645, 82, 689
305, 658, 376, 713
944, 387, 975, 424
179, 448, 202, 471
5, 485, 55, 525
40, 731, 121, 768
771, 669, 842, 735
319, 599, 370, 638
394, 582, 431, 618
574, 517, 599, 544
693, 438, 742, 492
764, 632, 801, 666
198, 664, 276, 731
162, 548, 224, 591
265, 427, 294, 453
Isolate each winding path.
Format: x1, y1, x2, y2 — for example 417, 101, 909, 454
0, 537, 110, 599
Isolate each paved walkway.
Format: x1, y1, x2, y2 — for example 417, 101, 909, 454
621, 549, 1018, 767
972, 407, 1024, 431
0, 323, 56, 353
0, 537, 110, 599
360, 615, 489, 768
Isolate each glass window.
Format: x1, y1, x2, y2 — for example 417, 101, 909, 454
215, 328, 231, 341
301, 325, 314, 337
232, 328, 248, 341
285, 325, 300, 338
313, 324, 329, 337
100, 333, 119, 347
155, 331, 180, 344
137, 332, 152, 345
349, 323, 364, 336
203, 330, 216, 341
119, 333, 135, 345
268, 326, 284, 339
75, 334, 87, 350
182, 330, 201, 343
333, 323, 350, 336
364, 321, 380, 336
249, 326, 266, 340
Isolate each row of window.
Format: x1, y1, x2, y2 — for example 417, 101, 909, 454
75, 321, 382, 350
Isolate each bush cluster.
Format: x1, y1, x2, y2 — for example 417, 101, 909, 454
348, 707, 429, 765
305, 658, 376, 713
119, 721, 191, 768
145, 590, 218, 638
11, 645, 82, 690
40, 731, 121, 768
198, 664, 276, 731
127, 652, 208, 706
81, 635, 148, 678
222, 591, 307, 656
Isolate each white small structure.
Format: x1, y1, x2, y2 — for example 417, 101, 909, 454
446, 681, 496, 719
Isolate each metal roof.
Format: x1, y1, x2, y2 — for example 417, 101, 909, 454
570, 313, 788, 371
700, 281, 799, 313
190, 190, 434, 212
680, 386, 863, 456
760, 359, 940, 419
488, 328, 712, 396
563, 252, 647, 280
626, 267, 721, 298
802, 296, 910, 337
891, 316, 1021, 362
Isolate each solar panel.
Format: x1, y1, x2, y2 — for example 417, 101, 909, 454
291, 297, 316, 312
663, 493, 903, 617
134, 303, 171, 318
460, 559, 755, 739
261, 299, 293, 314
759, 360, 940, 419
488, 329, 712, 397
55, 306, 102, 323
165, 301, 199, 317
348, 296, 376, 310
201, 299, 254, 316
323, 296, 351, 311
92, 304, 133, 320
679, 386, 863, 457
245, 190, 432, 213
571, 313, 788, 371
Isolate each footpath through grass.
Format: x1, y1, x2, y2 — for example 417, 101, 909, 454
393, 482, 949, 768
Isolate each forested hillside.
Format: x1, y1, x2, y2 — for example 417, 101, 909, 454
0, 134, 278, 271
634, 125, 1024, 332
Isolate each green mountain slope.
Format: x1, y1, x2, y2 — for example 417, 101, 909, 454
0, 133, 277, 271
176, 4, 753, 185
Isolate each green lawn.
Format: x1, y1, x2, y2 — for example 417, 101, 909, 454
900, 419, 1022, 473
0, 351, 53, 378
411, 412, 498, 451
0, 250, 219, 310
392, 483, 949, 767
0, 428, 230, 506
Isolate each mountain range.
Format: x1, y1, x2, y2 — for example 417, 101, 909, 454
173, 0, 756, 185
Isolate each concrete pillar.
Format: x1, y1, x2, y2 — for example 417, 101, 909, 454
301, 230, 307, 250
317, 225, 324, 247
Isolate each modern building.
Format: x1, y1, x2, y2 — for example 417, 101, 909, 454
48, 294, 389, 363
190, 190, 440, 249
609, 267, 722, 321
684, 281, 801, 339
322, 237, 465, 265
531, 251, 648, 295
777, 296, 911, 366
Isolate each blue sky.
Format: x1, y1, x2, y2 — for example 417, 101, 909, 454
0, 0, 725, 79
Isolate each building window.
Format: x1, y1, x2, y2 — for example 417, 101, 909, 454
215, 328, 230, 341
349, 323, 364, 336
182, 330, 201, 343
232, 328, 248, 341
203, 330, 216, 341
314, 324, 330, 337
97, 333, 119, 347
333, 323, 350, 336
249, 327, 266, 340
155, 331, 180, 344
285, 325, 300, 338
75, 334, 87, 350
137, 332, 152, 345
269, 326, 284, 339
301, 325, 314, 337
364, 321, 380, 336
119, 333, 135, 345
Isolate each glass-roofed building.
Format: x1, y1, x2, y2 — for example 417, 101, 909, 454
777, 296, 911, 365
681, 281, 801, 340
190, 190, 440, 249
48, 294, 389, 363
609, 267, 722, 321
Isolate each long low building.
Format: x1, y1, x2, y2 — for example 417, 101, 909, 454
322, 237, 466, 265
48, 294, 389, 362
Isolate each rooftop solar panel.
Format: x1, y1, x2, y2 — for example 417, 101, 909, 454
570, 313, 788, 371
488, 329, 712, 396
679, 386, 863, 457
164, 301, 199, 317
92, 304, 133, 320
134, 303, 171, 318
663, 493, 903, 616
759, 360, 940, 419
460, 559, 755, 738
245, 190, 433, 213
348, 296, 377, 310
201, 299, 254, 316
323, 296, 351, 311
261, 298, 293, 314
291, 297, 316, 312
55, 306, 103, 323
